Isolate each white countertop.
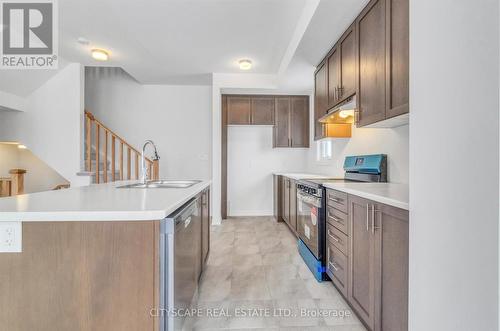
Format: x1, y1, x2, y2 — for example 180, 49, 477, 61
0, 180, 211, 222
322, 182, 409, 210
274, 173, 329, 180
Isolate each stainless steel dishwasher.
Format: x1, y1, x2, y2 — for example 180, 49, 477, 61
160, 197, 201, 331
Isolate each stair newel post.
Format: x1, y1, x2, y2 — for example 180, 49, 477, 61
95, 123, 100, 184
9, 169, 27, 195
104, 131, 108, 183
135, 153, 139, 180
119, 143, 124, 181
111, 136, 116, 182
85, 112, 92, 172
127, 147, 131, 180
152, 159, 160, 180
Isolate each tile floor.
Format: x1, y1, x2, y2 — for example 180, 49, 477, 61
183, 216, 367, 331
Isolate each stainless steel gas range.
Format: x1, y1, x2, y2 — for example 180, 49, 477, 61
296, 154, 387, 281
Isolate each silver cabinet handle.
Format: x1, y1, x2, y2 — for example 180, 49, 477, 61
366, 204, 370, 232
327, 230, 340, 243
372, 206, 381, 233
329, 261, 342, 272
329, 196, 343, 203
327, 213, 343, 224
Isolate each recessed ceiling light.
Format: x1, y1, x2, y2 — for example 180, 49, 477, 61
239, 59, 252, 70
91, 49, 109, 61
17, 144, 27, 149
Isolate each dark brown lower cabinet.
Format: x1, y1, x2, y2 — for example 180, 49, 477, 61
374, 200, 409, 331
349, 195, 377, 329
279, 176, 298, 234
347, 194, 408, 331
273, 175, 283, 222
282, 177, 290, 225
201, 188, 210, 269
289, 179, 297, 231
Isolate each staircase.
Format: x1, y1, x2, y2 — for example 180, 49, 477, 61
81, 110, 159, 184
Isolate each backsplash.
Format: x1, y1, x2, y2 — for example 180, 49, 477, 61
308, 124, 409, 184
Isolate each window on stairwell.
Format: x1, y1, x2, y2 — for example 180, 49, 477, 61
316, 139, 333, 161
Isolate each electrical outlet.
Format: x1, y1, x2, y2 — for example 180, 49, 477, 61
0, 222, 22, 253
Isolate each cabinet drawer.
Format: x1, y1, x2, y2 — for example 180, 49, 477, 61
326, 189, 348, 213
326, 243, 348, 296
326, 206, 349, 235
326, 223, 349, 256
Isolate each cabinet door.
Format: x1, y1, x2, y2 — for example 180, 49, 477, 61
385, 0, 409, 119
282, 178, 290, 225
227, 96, 251, 125
314, 62, 327, 140
251, 97, 275, 125
273, 175, 283, 222
348, 195, 376, 330
290, 96, 309, 148
357, 0, 387, 127
289, 179, 297, 231
340, 25, 356, 100
327, 47, 340, 107
373, 202, 409, 331
274, 97, 291, 147
201, 190, 210, 268
194, 198, 203, 282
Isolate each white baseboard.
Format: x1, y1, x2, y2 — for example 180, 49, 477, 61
228, 210, 273, 217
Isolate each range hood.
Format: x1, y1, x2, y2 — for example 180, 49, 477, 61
319, 95, 356, 124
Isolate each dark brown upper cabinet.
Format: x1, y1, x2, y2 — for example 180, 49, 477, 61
356, 0, 387, 127
227, 95, 275, 125
251, 97, 275, 125
227, 96, 251, 124
314, 0, 408, 129
328, 24, 356, 108
339, 25, 357, 101
314, 62, 328, 140
273, 96, 309, 148
385, 0, 409, 119
356, 0, 409, 127
290, 97, 310, 147
327, 48, 341, 107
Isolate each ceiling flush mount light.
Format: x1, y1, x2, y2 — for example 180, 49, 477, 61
17, 144, 27, 149
77, 37, 90, 45
91, 49, 109, 61
239, 59, 252, 70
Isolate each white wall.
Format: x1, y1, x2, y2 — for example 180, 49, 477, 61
308, 124, 409, 183
0, 63, 84, 185
410, 1, 498, 330
227, 126, 309, 216
85, 67, 212, 180
0, 143, 68, 194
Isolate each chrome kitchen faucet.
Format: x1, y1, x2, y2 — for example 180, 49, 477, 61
141, 140, 160, 184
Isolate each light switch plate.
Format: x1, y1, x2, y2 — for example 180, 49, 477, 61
0, 222, 22, 253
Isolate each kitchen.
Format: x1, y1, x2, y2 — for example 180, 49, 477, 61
0, 0, 498, 331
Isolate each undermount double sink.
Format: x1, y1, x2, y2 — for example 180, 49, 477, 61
118, 180, 201, 189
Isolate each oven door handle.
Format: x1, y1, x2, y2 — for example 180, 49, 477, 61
297, 191, 322, 208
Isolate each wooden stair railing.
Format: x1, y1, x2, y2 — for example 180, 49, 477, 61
84, 110, 159, 184
0, 169, 27, 197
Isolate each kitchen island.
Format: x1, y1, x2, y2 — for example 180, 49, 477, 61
0, 180, 211, 331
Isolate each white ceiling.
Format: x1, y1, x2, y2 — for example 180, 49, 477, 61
296, 0, 369, 66
0, 0, 369, 95
59, 0, 308, 84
